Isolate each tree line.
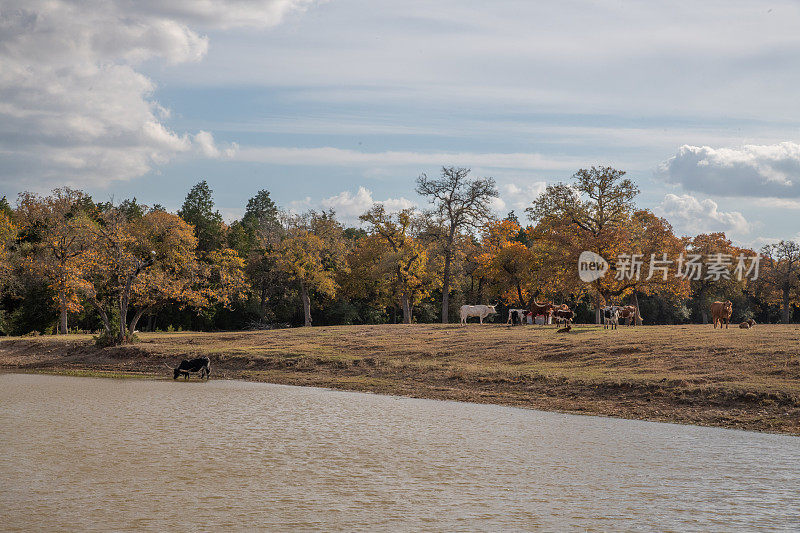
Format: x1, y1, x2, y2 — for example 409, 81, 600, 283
0, 166, 798, 342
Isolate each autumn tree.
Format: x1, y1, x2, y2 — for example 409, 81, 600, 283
0, 207, 16, 289
273, 211, 347, 326
86, 205, 157, 343
416, 166, 498, 323
527, 166, 639, 322
360, 205, 439, 324
758, 240, 800, 323
16, 188, 95, 334
612, 210, 691, 323
686, 233, 751, 324
474, 219, 538, 306
125, 211, 205, 334
202, 248, 250, 312
339, 233, 396, 316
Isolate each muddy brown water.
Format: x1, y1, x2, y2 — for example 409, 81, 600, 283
1, 373, 799, 531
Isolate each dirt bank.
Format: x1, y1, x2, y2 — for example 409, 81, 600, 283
2, 324, 799, 435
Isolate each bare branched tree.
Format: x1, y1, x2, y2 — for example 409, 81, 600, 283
416, 166, 498, 323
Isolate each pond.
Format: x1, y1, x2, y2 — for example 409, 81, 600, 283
1, 373, 798, 531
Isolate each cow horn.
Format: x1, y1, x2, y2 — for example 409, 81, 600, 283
163, 363, 173, 370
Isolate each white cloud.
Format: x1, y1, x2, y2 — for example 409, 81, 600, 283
319, 187, 415, 224
489, 196, 506, 214
500, 182, 547, 214
655, 193, 751, 237
193, 131, 238, 158
0, 0, 314, 188
233, 146, 579, 170
657, 142, 800, 198
286, 187, 415, 225
751, 198, 800, 209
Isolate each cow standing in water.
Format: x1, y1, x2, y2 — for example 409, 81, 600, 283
460, 304, 497, 325
711, 301, 733, 329
171, 356, 211, 380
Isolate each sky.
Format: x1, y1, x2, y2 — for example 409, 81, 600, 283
2, 0, 800, 247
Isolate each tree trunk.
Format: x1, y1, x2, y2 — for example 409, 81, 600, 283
89, 297, 111, 333
128, 308, 148, 335
118, 256, 155, 343
783, 287, 791, 324
59, 306, 68, 335
441, 245, 452, 324
595, 294, 602, 324
632, 291, 642, 326
118, 297, 128, 344
260, 283, 268, 319
300, 281, 312, 327
401, 293, 412, 324
701, 310, 708, 324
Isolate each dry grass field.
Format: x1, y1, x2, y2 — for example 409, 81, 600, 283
2, 323, 799, 434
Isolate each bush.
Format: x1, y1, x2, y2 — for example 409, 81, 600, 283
93, 330, 139, 347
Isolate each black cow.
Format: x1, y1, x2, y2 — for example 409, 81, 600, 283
172, 356, 211, 380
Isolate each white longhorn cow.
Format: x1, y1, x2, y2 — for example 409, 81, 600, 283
460, 304, 497, 325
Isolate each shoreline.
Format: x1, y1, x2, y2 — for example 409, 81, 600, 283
2, 324, 799, 435
7, 368, 799, 438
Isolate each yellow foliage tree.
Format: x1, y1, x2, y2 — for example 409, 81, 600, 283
273, 211, 347, 327
686, 232, 753, 324
16, 188, 95, 334
359, 205, 439, 324
126, 211, 206, 334
0, 211, 15, 283
203, 248, 250, 310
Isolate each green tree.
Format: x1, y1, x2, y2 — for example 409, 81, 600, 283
178, 180, 225, 253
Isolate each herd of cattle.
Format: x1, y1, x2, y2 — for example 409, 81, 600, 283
167, 302, 746, 380
459, 299, 750, 330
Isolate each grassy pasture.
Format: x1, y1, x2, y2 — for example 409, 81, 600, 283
2, 323, 799, 434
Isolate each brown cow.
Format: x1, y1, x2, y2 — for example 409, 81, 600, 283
529, 300, 555, 325
618, 305, 642, 326
552, 304, 574, 326
711, 301, 733, 329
